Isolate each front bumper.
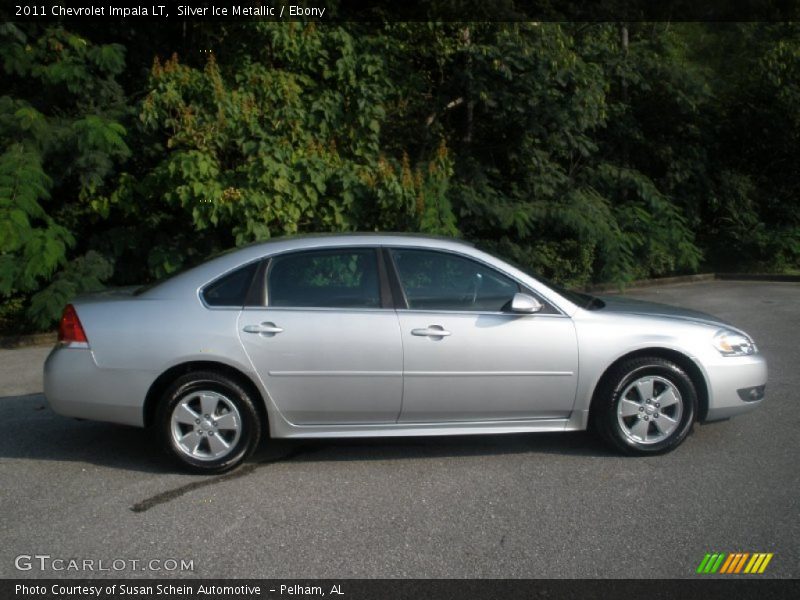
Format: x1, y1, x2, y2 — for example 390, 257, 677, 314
701, 353, 768, 422
44, 345, 149, 427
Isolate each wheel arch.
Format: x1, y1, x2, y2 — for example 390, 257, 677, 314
588, 347, 710, 424
144, 361, 268, 430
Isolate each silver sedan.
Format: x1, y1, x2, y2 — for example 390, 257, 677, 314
44, 234, 767, 472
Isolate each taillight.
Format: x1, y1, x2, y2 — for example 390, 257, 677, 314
58, 304, 88, 345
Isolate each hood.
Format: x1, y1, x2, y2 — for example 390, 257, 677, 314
596, 295, 735, 330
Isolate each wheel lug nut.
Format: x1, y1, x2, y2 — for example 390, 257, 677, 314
204, 414, 210, 419
654, 412, 660, 418
646, 399, 651, 404
639, 407, 644, 412
644, 416, 649, 421
209, 431, 214, 436
195, 419, 201, 424
655, 403, 660, 408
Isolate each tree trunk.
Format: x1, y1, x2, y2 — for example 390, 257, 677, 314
461, 26, 474, 144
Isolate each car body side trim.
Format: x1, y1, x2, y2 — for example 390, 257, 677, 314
268, 370, 401, 377
267, 370, 573, 377
405, 370, 574, 377
273, 417, 572, 439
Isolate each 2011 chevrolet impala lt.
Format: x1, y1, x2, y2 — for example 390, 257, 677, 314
44, 234, 767, 472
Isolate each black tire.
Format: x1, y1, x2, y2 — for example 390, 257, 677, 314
156, 371, 262, 473
592, 357, 697, 455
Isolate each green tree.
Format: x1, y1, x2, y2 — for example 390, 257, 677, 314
0, 24, 126, 328
115, 22, 456, 281
2, 20, 798, 334
384, 22, 701, 286
706, 24, 800, 271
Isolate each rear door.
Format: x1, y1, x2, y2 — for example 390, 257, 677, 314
237, 247, 403, 425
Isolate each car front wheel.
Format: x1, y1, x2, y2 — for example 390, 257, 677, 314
593, 357, 697, 455
156, 371, 261, 473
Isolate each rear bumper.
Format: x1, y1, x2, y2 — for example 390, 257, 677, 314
702, 353, 768, 422
44, 345, 149, 427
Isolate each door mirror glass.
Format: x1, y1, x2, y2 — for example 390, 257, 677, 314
510, 292, 543, 314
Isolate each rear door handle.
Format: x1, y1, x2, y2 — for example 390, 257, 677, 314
242, 322, 284, 335
411, 326, 451, 338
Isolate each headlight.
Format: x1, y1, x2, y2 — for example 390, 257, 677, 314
712, 329, 757, 356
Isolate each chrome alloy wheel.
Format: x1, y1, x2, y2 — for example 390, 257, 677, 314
170, 390, 242, 461
616, 375, 683, 445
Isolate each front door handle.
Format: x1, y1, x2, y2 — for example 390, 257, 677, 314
242, 322, 284, 335
411, 325, 451, 338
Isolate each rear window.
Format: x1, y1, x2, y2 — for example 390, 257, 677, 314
267, 249, 381, 309
202, 262, 259, 307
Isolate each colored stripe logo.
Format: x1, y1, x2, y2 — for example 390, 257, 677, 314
696, 552, 773, 574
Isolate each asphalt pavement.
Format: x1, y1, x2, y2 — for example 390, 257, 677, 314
0, 280, 797, 579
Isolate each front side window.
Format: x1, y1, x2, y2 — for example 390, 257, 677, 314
390, 248, 519, 311
268, 248, 381, 309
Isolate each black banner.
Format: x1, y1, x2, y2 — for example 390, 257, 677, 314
2, 0, 800, 23
4, 579, 800, 600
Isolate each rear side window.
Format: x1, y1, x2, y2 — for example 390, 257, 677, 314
268, 249, 380, 309
390, 248, 519, 311
202, 262, 259, 307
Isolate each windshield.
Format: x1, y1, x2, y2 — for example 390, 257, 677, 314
481, 247, 605, 310
539, 278, 605, 310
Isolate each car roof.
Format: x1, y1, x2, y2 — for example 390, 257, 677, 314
138, 233, 472, 295
242, 232, 475, 249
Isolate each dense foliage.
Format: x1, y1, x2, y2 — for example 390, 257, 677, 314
1, 21, 798, 331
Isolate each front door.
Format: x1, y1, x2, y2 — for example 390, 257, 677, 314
389, 248, 579, 423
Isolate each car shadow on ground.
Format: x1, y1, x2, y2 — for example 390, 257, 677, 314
0, 392, 616, 476
1, 393, 174, 474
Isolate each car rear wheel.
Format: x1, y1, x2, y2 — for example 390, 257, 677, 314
593, 357, 697, 455
157, 371, 261, 473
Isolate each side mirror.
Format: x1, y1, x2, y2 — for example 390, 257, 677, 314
510, 292, 543, 314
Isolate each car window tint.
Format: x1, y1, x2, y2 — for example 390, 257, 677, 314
391, 249, 519, 311
202, 261, 259, 307
268, 249, 380, 309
